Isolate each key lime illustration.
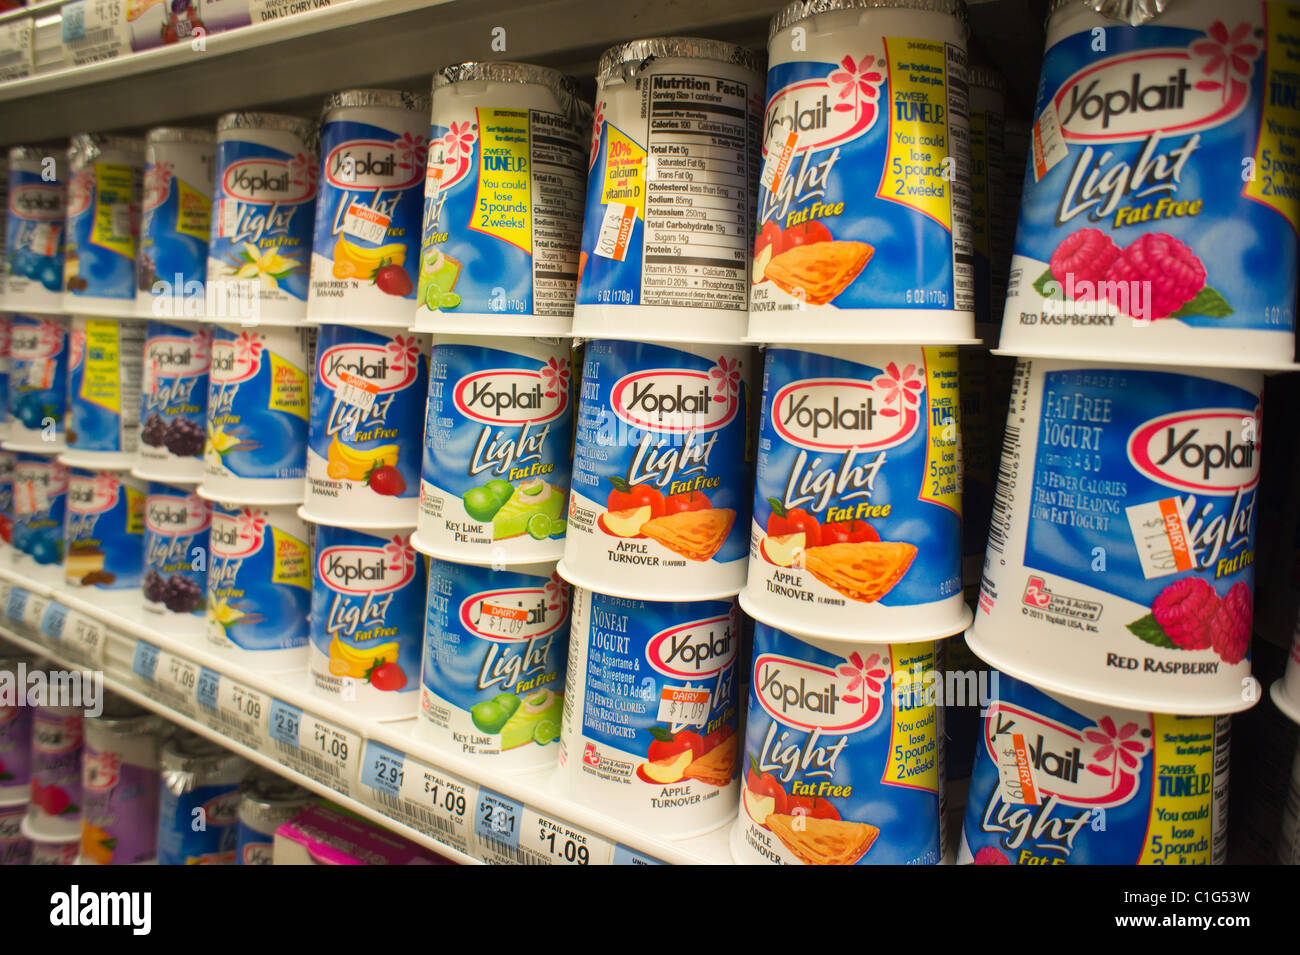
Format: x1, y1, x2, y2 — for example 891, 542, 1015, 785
549, 516, 567, 537
533, 719, 559, 745
463, 486, 503, 523
438, 291, 461, 308
526, 513, 551, 540
484, 479, 515, 506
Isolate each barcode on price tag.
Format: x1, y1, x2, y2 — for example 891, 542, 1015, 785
474, 788, 523, 862
341, 202, 391, 245
1126, 497, 1195, 580
361, 747, 476, 853
269, 699, 359, 796
760, 128, 798, 192
994, 730, 1039, 806
594, 202, 636, 262
336, 372, 378, 414
656, 685, 709, 726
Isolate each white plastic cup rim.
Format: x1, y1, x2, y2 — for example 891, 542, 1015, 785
131, 466, 201, 486
738, 589, 972, 646
300, 508, 416, 536
409, 529, 563, 569
751, 335, 985, 346
0, 786, 29, 810
196, 314, 307, 328
195, 482, 304, 507
58, 450, 137, 470
990, 346, 1300, 374
556, 560, 740, 604
20, 811, 80, 843
2, 439, 66, 454
1271, 679, 1300, 726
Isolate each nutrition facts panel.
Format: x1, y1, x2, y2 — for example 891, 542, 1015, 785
529, 110, 588, 317
640, 74, 754, 311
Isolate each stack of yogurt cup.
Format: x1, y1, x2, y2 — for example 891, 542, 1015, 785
955, 0, 1296, 865
299, 90, 432, 720
726, 0, 978, 866
408, 63, 588, 763
0, 653, 36, 865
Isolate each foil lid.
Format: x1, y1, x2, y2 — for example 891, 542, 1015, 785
1057, 0, 1169, 27
67, 132, 145, 169
85, 708, 168, 746
239, 768, 313, 810
146, 126, 216, 146
160, 732, 248, 793
770, 0, 968, 39
968, 65, 1006, 93
322, 88, 431, 116
8, 145, 54, 165
433, 61, 590, 125
597, 37, 763, 82
217, 112, 319, 154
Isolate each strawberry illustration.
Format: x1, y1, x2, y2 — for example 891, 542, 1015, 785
372, 262, 413, 297
367, 464, 406, 497
367, 661, 407, 692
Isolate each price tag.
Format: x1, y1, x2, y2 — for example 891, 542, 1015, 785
63, 613, 105, 665
474, 787, 522, 858
993, 729, 1039, 807
5, 587, 29, 623
0, 17, 34, 82
341, 201, 391, 245
60, 0, 130, 66
268, 699, 359, 797
0, 581, 10, 612
335, 371, 377, 415
594, 201, 636, 262
523, 811, 609, 866
21, 594, 50, 632
196, 667, 220, 710
41, 602, 69, 641
472, 788, 610, 865
153, 650, 200, 715
200, 677, 268, 752
656, 685, 709, 727
1031, 98, 1069, 181
358, 741, 475, 854
612, 844, 665, 865
132, 639, 160, 682
760, 127, 798, 193
1127, 497, 1195, 580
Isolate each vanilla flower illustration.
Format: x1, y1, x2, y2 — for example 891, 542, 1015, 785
232, 244, 304, 289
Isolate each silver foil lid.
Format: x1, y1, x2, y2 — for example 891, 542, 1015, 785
67, 132, 145, 169
85, 704, 168, 745
433, 61, 590, 123
239, 768, 313, 810
1052, 0, 1169, 27
597, 37, 763, 80
770, 0, 968, 38
323, 88, 431, 115
160, 731, 249, 792
968, 65, 1006, 93
217, 112, 318, 152
146, 126, 216, 146
8, 145, 53, 165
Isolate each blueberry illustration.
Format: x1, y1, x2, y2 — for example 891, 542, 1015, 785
37, 259, 61, 292
29, 537, 60, 565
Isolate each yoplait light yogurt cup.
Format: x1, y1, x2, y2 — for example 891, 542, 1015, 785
143, 482, 211, 632
10, 452, 68, 568
63, 135, 144, 318
23, 823, 79, 865
958, 671, 1230, 865
741, 344, 968, 641
0, 655, 34, 794
732, 623, 943, 865
61, 316, 145, 468
202, 323, 312, 504
157, 732, 250, 866
137, 127, 216, 321
303, 325, 429, 526
81, 702, 167, 866
5, 313, 66, 451
309, 90, 430, 326
414, 62, 590, 336
28, 704, 84, 838
63, 468, 145, 591
0, 790, 31, 864
136, 320, 210, 483
749, 0, 976, 344
5, 147, 65, 313
563, 338, 754, 600
206, 501, 311, 668
557, 587, 741, 837
309, 524, 427, 719
419, 557, 569, 771
998, 0, 1300, 369
968, 357, 1263, 714
0, 450, 13, 550
207, 113, 318, 327
415, 334, 571, 565
573, 38, 763, 344
0, 313, 11, 439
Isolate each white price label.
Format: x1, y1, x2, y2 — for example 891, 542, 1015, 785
199, 673, 268, 750
656, 685, 709, 727
60, 0, 130, 64
1126, 497, 1195, 581
0, 18, 34, 81
521, 811, 610, 866
760, 128, 798, 193
341, 202, 391, 245
62, 613, 105, 664
24, 358, 54, 392
28, 224, 60, 258
21, 594, 50, 632
361, 742, 476, 855
269, 698, 359, 797
594, 201, 636, 262
335, 371, 377, 415
993, 729, 1039, 807
158, 651, 200, 699
1030, 99, 1069, 182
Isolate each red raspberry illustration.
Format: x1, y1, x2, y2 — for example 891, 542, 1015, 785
1151, 577, 1218, 650
1103, 232, 1206, 319
973, 846, 1011, 865
41, 784, 71, 815
1049, 228, 1120, 299
1208, 581, 1252, 665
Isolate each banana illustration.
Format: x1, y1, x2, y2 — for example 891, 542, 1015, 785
326, 435, 400, 481
328, 636, 399, 679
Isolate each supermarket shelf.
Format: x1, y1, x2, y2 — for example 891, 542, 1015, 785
0, 559, 734, 866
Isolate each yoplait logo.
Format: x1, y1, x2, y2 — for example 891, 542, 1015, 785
1128, 410, 1259, 493
9, 184, 64, 220
222, 159, 315, 205
324, 137, 424, 191
646, 614, 737, 679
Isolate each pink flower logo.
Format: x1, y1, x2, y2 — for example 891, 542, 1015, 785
1082, 716, 1150, 777
541, 356, 570, 399
589, 100, 606, 169
234, 332, 264, 363
385, 334, 422, 374
192, 327, 212, 363
545, 572, 569, 614
709, 356, 741, 402
443, 121, 477, 159
1191, 22, 1261, 103
383, 533, 416, 575
829, 54, 884, 115
92, 472, 120, 497
236, 509, 267, 540
836, 651, 887, 705
872, 361, 924, 416
290, 152, 318, 190
395, 132, 428, 173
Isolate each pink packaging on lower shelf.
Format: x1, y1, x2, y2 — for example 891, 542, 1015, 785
272, 804, 455, 866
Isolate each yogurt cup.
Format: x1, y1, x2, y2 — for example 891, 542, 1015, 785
419, 557, 570, 771
731, 623, 944, 865
63, 468, 146, 591
0, 449, 13, 551
968, 357, 1263, 714
63, 134, 145, 318
741, 344, 969, 640
415, 334, 572, 565
308, 524, 427, 719
5, 146, 66, 314
997, 0, 1300, 369
557, 587, 741, 838
413, 62, 590, 336
202, 323, 313, 504
308, 90, 430, 327
968, 65, 1007, 339
749, 0, 976, 344
4, 313, 66, 451
0, 313, 11, 440
81, 701, 168, 866
0, 789, 32, 865
28, 704, 84, 839
10, 452, 68, 569
157, 732, 250, 866
234, 769, 314, 865
22, 817, 80, 865
573, 38, 763, 344
562, 338, 754, 600
957, 671, 1231, 865
60, 316, 146, 468
0, 654, 34, 793
142, 483, 212, 634
302, 324, 428, 527
137, 128, 216, 321
207, 113, 318, 327
135, 320, 211, 483
206, 501, 311, 669
1270, 615, 1300, 724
